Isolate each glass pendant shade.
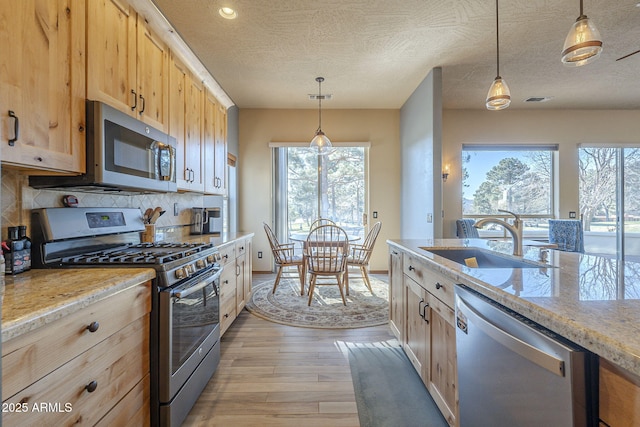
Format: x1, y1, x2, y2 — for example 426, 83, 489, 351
310, 77, 331, 150
486, 76, 511, 110
310, 130, 332, 150
561, 15, 603, 66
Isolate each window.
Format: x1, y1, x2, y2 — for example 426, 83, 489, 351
579, 146, 640, 261
272, 145, 368, 244
462, 144, 557, 237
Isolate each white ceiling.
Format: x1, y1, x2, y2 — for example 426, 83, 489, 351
151, 0, 640, 110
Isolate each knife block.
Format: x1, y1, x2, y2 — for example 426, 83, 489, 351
141, 224, 156, 243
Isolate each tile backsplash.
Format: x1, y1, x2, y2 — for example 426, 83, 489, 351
1, 168, 210, 242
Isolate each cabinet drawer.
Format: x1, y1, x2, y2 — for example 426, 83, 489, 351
218, 243, 236, 266
3, 314, 149, 426
95, 373, 150, 427
235, 239, 247, 257
2, 281, 151, 399
421, 269, 456, 309
403, 254, 454, 308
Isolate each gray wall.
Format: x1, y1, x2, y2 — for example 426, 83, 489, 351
399, 67, 443, 239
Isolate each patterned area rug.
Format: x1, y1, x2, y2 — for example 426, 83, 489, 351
246, 274, 389, 329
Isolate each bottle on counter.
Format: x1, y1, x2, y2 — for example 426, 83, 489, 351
17, 225, 32, 271
6, 226, 29, 274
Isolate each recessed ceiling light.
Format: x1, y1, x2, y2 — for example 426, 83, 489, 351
218, 7, 237, 19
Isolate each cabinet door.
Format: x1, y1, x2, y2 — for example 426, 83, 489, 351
389, 248, 404, 341
203, 90, 217, 194
184, 76, 204, 191
243, 239, 252, 303
168, 54, 189, 189
219, 266, 236, 335
404, 276, 429, 382
135, 14, 169, 131
427, 296, 457, 427
1, 0, 85, 173
87, 0, 137, 114
214, 102, 227, 193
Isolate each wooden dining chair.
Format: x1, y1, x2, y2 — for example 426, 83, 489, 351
310, 218, 335, 229
263, 222, 305, 295
345, 222, 382, 294
305, 224, 349, 306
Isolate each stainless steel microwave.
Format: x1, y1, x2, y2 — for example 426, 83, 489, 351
30, 101, 177, 193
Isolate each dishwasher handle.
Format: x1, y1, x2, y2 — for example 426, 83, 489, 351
457, 295, 565, 377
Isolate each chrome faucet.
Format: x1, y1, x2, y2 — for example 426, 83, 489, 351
474, 209, 524, 256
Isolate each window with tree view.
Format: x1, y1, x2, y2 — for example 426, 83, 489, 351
462, 145, 556, 236
273, 146, 367, 243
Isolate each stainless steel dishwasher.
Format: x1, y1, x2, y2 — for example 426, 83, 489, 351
454, 284, 598, 427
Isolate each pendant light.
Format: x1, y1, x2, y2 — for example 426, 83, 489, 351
310, 77, 332, 150
561, 0, 603, 66
486, 0, 511, 111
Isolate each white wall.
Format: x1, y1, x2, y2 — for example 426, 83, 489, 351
399, 68, 443, 239
441, 109, 640, 237
238, 108, 400, 272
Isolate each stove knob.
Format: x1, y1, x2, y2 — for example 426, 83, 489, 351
196, 259, 207, 269
207, 255, 215, 264
175, 267, 187, 280
187, 264, 196, 274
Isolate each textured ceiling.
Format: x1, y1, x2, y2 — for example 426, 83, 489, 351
151, 0, 640, 110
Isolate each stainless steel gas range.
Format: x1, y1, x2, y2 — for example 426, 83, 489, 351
31, 207, 222, 427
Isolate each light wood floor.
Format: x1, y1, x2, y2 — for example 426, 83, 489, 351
182, 274, 396, 427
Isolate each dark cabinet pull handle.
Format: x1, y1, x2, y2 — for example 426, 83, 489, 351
85, 380, 98, 393
418, 298, 425, 319
131, 90, 137, 111
86, 321, 100, 333
423, 301, 430, 324
435, 282, 443, 290
8, 110, 18, 146
408, 265, 415, 271
139, 94, 145, 114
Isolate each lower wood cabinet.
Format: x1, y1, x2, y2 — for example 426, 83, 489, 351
218, 236, 253, 336
389, 246, 458, 427
2, 281, 151, 426
599, 358, 640, 426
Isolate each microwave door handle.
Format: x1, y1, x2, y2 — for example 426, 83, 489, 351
203, 209, 209, 225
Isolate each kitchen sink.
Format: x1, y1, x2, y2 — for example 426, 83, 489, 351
419, 247, 547, 269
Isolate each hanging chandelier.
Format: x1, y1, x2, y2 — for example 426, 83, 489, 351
486, 0, 511, 110
561, 0, 603, 66
310, 77, 332, 150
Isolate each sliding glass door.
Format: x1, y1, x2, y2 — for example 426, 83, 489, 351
579, 146, 640, 261
273, 145, 367, 244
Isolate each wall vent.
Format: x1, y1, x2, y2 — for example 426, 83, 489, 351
309, 94, 333, 100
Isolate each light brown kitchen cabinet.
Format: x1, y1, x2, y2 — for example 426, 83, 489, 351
218, 242, 237, 335
2, 281, 151, 426
87, 0, 169, 132
217, 237, 253, 335
235, 238, 252, 313
203, 89, 227, 195
393, 248, 459, 427
169, 53, 205, 192
404, 274, 429, 381
0, 0, 86, 173
389, 248, 404, 341
214, 101, 228, 193
599, 358, 640, 426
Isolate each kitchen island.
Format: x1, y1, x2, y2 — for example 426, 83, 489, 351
388, 238, 640, 426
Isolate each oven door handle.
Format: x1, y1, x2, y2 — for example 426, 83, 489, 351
174, 277, 214, 299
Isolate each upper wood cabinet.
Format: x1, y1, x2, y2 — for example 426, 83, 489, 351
204, 90, 227, 195
87, 0, 169, 132
0, 0, 86, 173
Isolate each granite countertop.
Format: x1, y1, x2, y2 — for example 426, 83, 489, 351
1, 268, 156, 343
388, 238, 640, 376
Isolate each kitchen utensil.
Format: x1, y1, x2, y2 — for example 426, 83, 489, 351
143, 208, 153, 224
149, 207, 162, 224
